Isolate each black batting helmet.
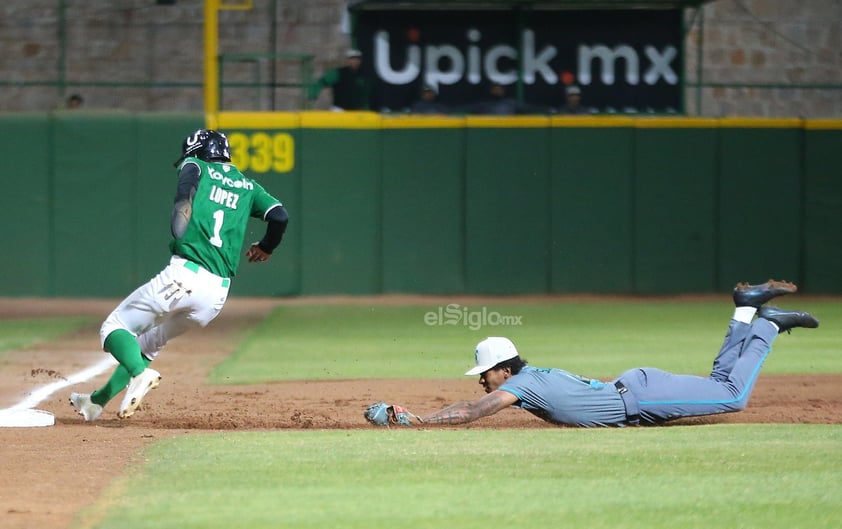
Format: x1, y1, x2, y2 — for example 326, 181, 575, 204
174, 129, 231, 166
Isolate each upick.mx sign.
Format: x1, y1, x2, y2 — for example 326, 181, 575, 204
355, 9, 683, 113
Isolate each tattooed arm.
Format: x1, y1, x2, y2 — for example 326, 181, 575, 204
423, 390, 518, 425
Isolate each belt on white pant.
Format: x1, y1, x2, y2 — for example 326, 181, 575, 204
182, 259, 230, 288
614, 380, 640, 426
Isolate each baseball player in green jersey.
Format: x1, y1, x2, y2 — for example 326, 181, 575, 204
70, 129, 288, 421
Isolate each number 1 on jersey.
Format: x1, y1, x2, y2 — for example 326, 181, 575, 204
209, 209, 224, 248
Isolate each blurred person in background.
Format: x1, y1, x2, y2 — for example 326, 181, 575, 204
463, 82, 543, 115
308, 49, 372, 111
555, 85, 592, 115
64, 93, 84, 109
409, 84, 450, 115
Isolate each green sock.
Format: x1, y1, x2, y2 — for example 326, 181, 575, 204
90, 356, 151, 407
103, 329, 147, 377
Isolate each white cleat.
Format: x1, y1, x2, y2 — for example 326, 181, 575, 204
118, 368, 161, 419
69, 392, 103, 422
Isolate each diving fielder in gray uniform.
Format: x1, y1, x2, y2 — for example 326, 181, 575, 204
423, 280, 819, 427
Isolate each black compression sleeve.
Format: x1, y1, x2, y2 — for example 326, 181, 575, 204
171, 162, 201, 239
256, 205, 289, 254
175, 162, 201, 202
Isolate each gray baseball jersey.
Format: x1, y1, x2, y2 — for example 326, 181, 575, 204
499, 318, 779, 426
499, 367, 627, 426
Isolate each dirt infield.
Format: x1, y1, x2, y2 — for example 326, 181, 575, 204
1, 297, 840, 529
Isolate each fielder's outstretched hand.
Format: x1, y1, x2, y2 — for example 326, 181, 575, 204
246, 243, 271, 263
364, 402, 424, 427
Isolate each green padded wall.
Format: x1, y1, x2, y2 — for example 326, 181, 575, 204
803, 127, 842, 292
0, 114, 51, 295
134, 114, 204, 285
717, 126, 802, 289
221, 127, 302, 297
298, 128, 382, 295
51, 113, 138, 297
464, 126, 551, 294
4, 113, 841, 298
381, 127, 465, 293
550, 125, 635, 293
633, 125, 718, 293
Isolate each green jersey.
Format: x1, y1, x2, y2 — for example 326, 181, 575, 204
170, 157, 281, 278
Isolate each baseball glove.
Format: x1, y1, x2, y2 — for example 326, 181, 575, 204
364, 402, 424, 427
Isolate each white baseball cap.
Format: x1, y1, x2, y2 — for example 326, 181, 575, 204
465, 337, 519, 376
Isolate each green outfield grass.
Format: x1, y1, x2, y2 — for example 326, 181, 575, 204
0, 316, 94, 358
76, 425, 842, 529
211, 299, 842, 383
1, 299, 838, 529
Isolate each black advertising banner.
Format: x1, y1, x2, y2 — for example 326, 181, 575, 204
354, 9, 683, 114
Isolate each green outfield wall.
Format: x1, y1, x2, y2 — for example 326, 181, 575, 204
2, 112, 840, 297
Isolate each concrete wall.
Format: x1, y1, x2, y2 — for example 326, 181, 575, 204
0, 0, 840, 116
683, 0, 842, 117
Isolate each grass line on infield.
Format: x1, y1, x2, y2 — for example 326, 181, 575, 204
73, 424, 842, 529
210, 300, 842, 383
0, 316, 94, 357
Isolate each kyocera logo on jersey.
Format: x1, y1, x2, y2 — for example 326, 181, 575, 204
373, 28, 678, 90
208, 167, 254, 190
